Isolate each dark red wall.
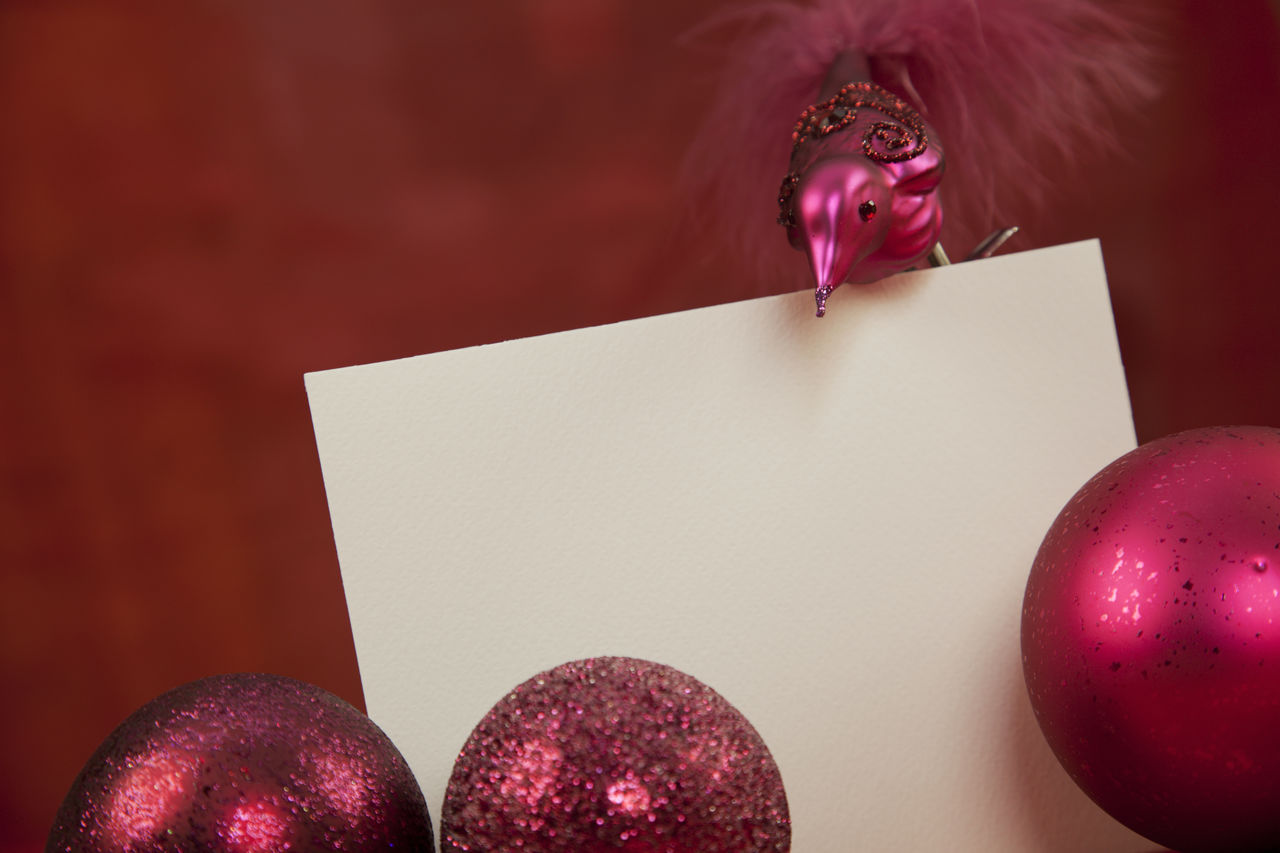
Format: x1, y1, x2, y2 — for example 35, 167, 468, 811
2, 3, 1278, 851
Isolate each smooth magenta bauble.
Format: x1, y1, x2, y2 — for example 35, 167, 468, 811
1022, 426, 1280, 853
47, 673, 433, 853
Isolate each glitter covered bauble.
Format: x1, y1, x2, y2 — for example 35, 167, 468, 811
1022, 426, 1280, 853
441, 656, 790, 853
47, 673, 434, 853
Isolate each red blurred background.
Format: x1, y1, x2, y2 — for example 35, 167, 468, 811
1, 2, 1278, 851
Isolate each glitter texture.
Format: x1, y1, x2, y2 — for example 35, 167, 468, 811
441, 657, 790, 853
46, 673, 434, 853
789, 81, 928, 163
1022, 426, 1280, 853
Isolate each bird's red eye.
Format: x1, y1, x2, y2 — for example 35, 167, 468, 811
858, 200, 877, 221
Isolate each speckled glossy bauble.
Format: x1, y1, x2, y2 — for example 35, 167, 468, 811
47, 673, 433, 853
441, 656, 790, 853
1022, 426, 1280, 853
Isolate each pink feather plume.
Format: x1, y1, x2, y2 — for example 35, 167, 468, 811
682, 0, 1160, 292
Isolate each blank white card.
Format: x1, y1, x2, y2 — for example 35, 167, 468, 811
307, 241, 1151, 852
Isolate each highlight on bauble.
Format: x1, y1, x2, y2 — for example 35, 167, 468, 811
46, 673, 434, 853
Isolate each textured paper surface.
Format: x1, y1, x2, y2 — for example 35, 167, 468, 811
307, 240, 1151, 852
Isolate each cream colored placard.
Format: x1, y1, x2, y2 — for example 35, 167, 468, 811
306, 240, 1151, 852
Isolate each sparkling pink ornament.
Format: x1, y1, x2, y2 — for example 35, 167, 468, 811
684, 0, 1157, 314
773, 55, 947, 315
777, 60, 945, 316
1021, 426, 1280, 853
47, 673, 434, 853
441, 656, 790, 853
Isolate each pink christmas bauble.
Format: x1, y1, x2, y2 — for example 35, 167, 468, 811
441, 656, 790, 853
1022, 426, 1280, 852
47, 673, 433, 853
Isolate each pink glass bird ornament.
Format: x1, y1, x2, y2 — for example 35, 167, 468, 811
777, 50, 944, 316
684, 0, 1157, 317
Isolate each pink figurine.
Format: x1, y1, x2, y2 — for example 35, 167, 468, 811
777, 51, 944, 315
685, 0, 1158, 316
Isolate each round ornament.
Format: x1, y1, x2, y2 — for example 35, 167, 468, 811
47, 673, 433, 853
1022, 426, 1280, 852
441, 656, 790, 853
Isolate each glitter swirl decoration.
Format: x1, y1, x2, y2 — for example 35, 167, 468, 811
441, 656, 790, 853
46, 673, 434, 853
778, 82, 931, 232
789, 82, 928, 164
1022, 426, 1280, 853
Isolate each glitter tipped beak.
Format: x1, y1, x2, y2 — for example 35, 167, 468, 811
815, 287, 832, 318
